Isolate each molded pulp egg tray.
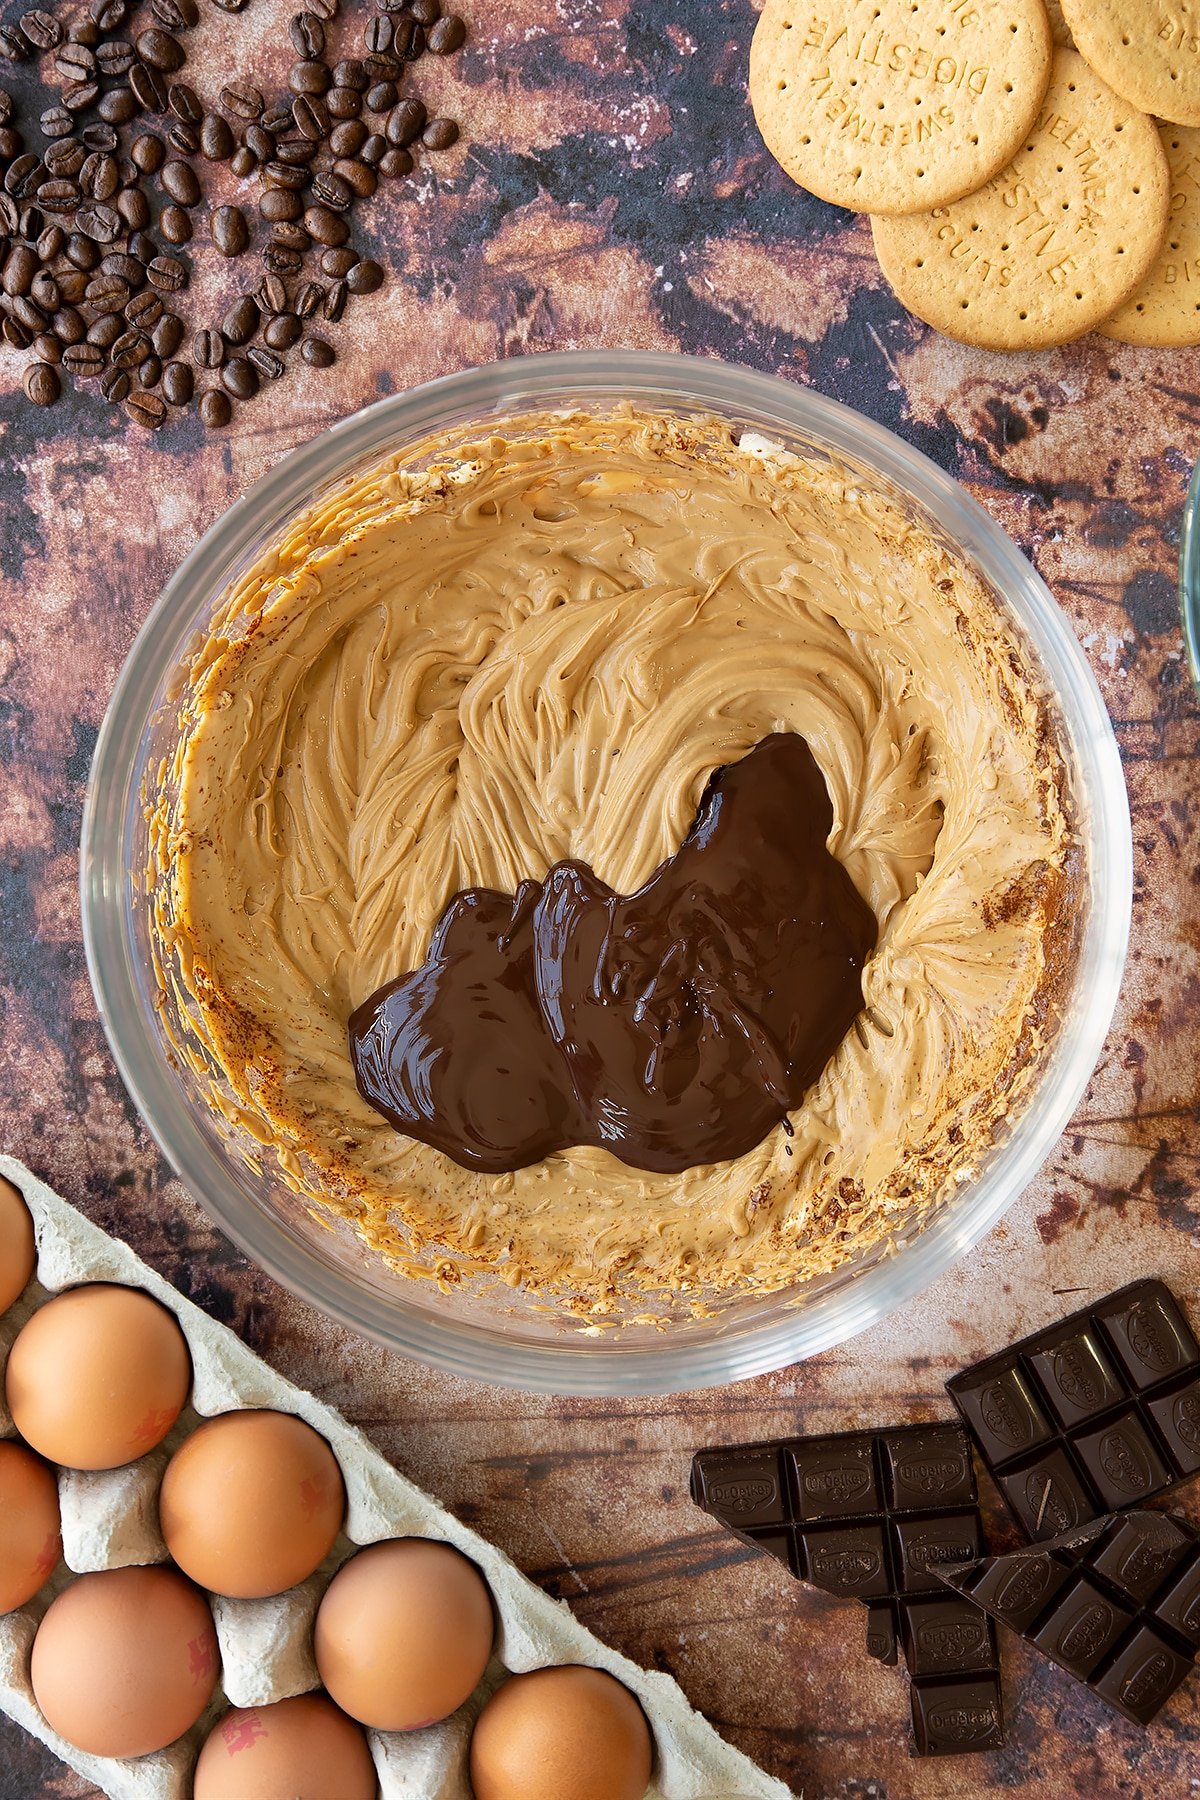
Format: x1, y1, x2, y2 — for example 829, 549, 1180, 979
0, 1156, 789, 1800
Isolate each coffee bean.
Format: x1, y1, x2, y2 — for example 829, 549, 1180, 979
5, 153, 42, 198
259, 188, 298, 225
247, 343, 283, 379
359, 132, 385, 166
365, 80, 396, 114
53, 297, 85, 339
221, 354, 257, 398
21, 7, 61, 48
289, 59, 330, 96
249, 274, 283, 315
423, 117, 459, 150
55, 41, 95, 78
41, 105, 74, 139
98, 87, 138, 125
64, 340, 104, 377
139, 352, 161, 386
166, 120, 197, 154
192, 325, 224, 366
301, 333, 334, 367
30, 269, 59, 310
83, 124, 118, 153
229, 145, 256, 179
79, 150, 118, 199
311, 169, 353, 209
410, 0, 442, 23
65, 80, 102, 113
0, 91, 11, 127
54, 265, 83, 308
159, 202, 192, 243
199, 386, 231, 425
393, 17, 423, 60
44, 139, 83, 179
364, 15, 393, 54
0, 124, 21, 158
65, 231, 99, 269
147, 253, 185, 290
210, 0, 248, 12
33, 331, 61, 363
221, 81, 262, 120
148, 357, 189, 406
116, 186, 149, 229
290, 11, 324, 57
319, 245, 356, 278
151, 310, 182, 355
126, 289, 162, 329
270, 220, 309, 252
125, 388, 166, 427
377, 147, 410, 180
131, 132, 164, 173
160, 158, 199, 205
24, 359, 60, 405
96, 39, 136, 76
386, 99, 425, 147
37, 178, 80, 214
240, 124, 272, 164
91, 0, 128, 28
221, 293, 259, 344
306, 0, 337, 19
151, 0, 198, 29
67, 14, 100, 42
85, 272, 129, 312
290, 278, 321, 317
100, 250, 144, 286
3, 244, 39, 300
76, 200, 121, 241
10, 294, 46, 331
261, 103, 294, 133
87, 310, 122, 348
332, 56, 366, 90
168, 81, 202, 125
37, 223, 64, 262
346, 257, 383, 295
263, 309, 301, 349
98, 364, 129, 401
129, 61, 167, 112
0, 191, 17, 232
192, 114, 229, 163
427, 13, 465, 53
111, 325, 151, 367
274, 135, 316, 166
211, 203, 248, 256
303, 204, 347, 247
322, 276, 345, 320
136, 27, 184, 71
1, 316, 30, 347
328, 118, 366, 157
326, 85, 361, 120
262, 158, 306, 190
291, 94, 329, 140
0, 26, 31, 62
16, 202, 43, 237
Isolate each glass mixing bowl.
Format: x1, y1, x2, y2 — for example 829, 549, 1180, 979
81, 352, 1132, 1395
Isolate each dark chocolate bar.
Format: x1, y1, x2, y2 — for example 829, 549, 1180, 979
692, 1424, 1003, 1755
939, 1510, 1200, 1726
947, 1280, 1200, 1541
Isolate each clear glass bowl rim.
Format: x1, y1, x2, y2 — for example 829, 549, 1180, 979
81, 350, 1132, 1396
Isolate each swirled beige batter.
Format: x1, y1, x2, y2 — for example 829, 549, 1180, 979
148, 408, 1077, 1320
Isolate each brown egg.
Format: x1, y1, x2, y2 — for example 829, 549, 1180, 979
469, 1665, 654, 1800
6, 1283, 191, 1470
31, 1564, 219, 1757
0, 1440, 61, 1613
159, 1409, 346, 1599
314, 1538, 494, 1730
192, 1695, 377, 1800
0, 1174, 36, 1314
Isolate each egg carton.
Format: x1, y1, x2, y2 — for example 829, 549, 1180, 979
0, 1157, 792, 1800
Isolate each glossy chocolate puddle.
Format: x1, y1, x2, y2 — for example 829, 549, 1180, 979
349, 734, 877, 1174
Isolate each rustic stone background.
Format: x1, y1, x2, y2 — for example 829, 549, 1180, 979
2, 0, 1199, 1794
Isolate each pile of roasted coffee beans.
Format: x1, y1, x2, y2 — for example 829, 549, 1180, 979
0, 0, 466, 427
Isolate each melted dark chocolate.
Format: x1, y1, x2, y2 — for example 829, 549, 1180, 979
349, 734, 877, 1174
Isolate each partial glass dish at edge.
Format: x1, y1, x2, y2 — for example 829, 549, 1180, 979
80, 352, 1132, 1396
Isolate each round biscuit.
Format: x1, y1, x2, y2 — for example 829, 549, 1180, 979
1101, 124, 1200, 345
1059, 0, 1200, 127
748, 0, 1053, 217
871, 49, 1170, 350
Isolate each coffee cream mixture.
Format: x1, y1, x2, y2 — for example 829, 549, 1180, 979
148, 409, 1077, 1320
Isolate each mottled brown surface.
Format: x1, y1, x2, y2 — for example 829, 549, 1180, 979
1, 1, 1199, 1795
